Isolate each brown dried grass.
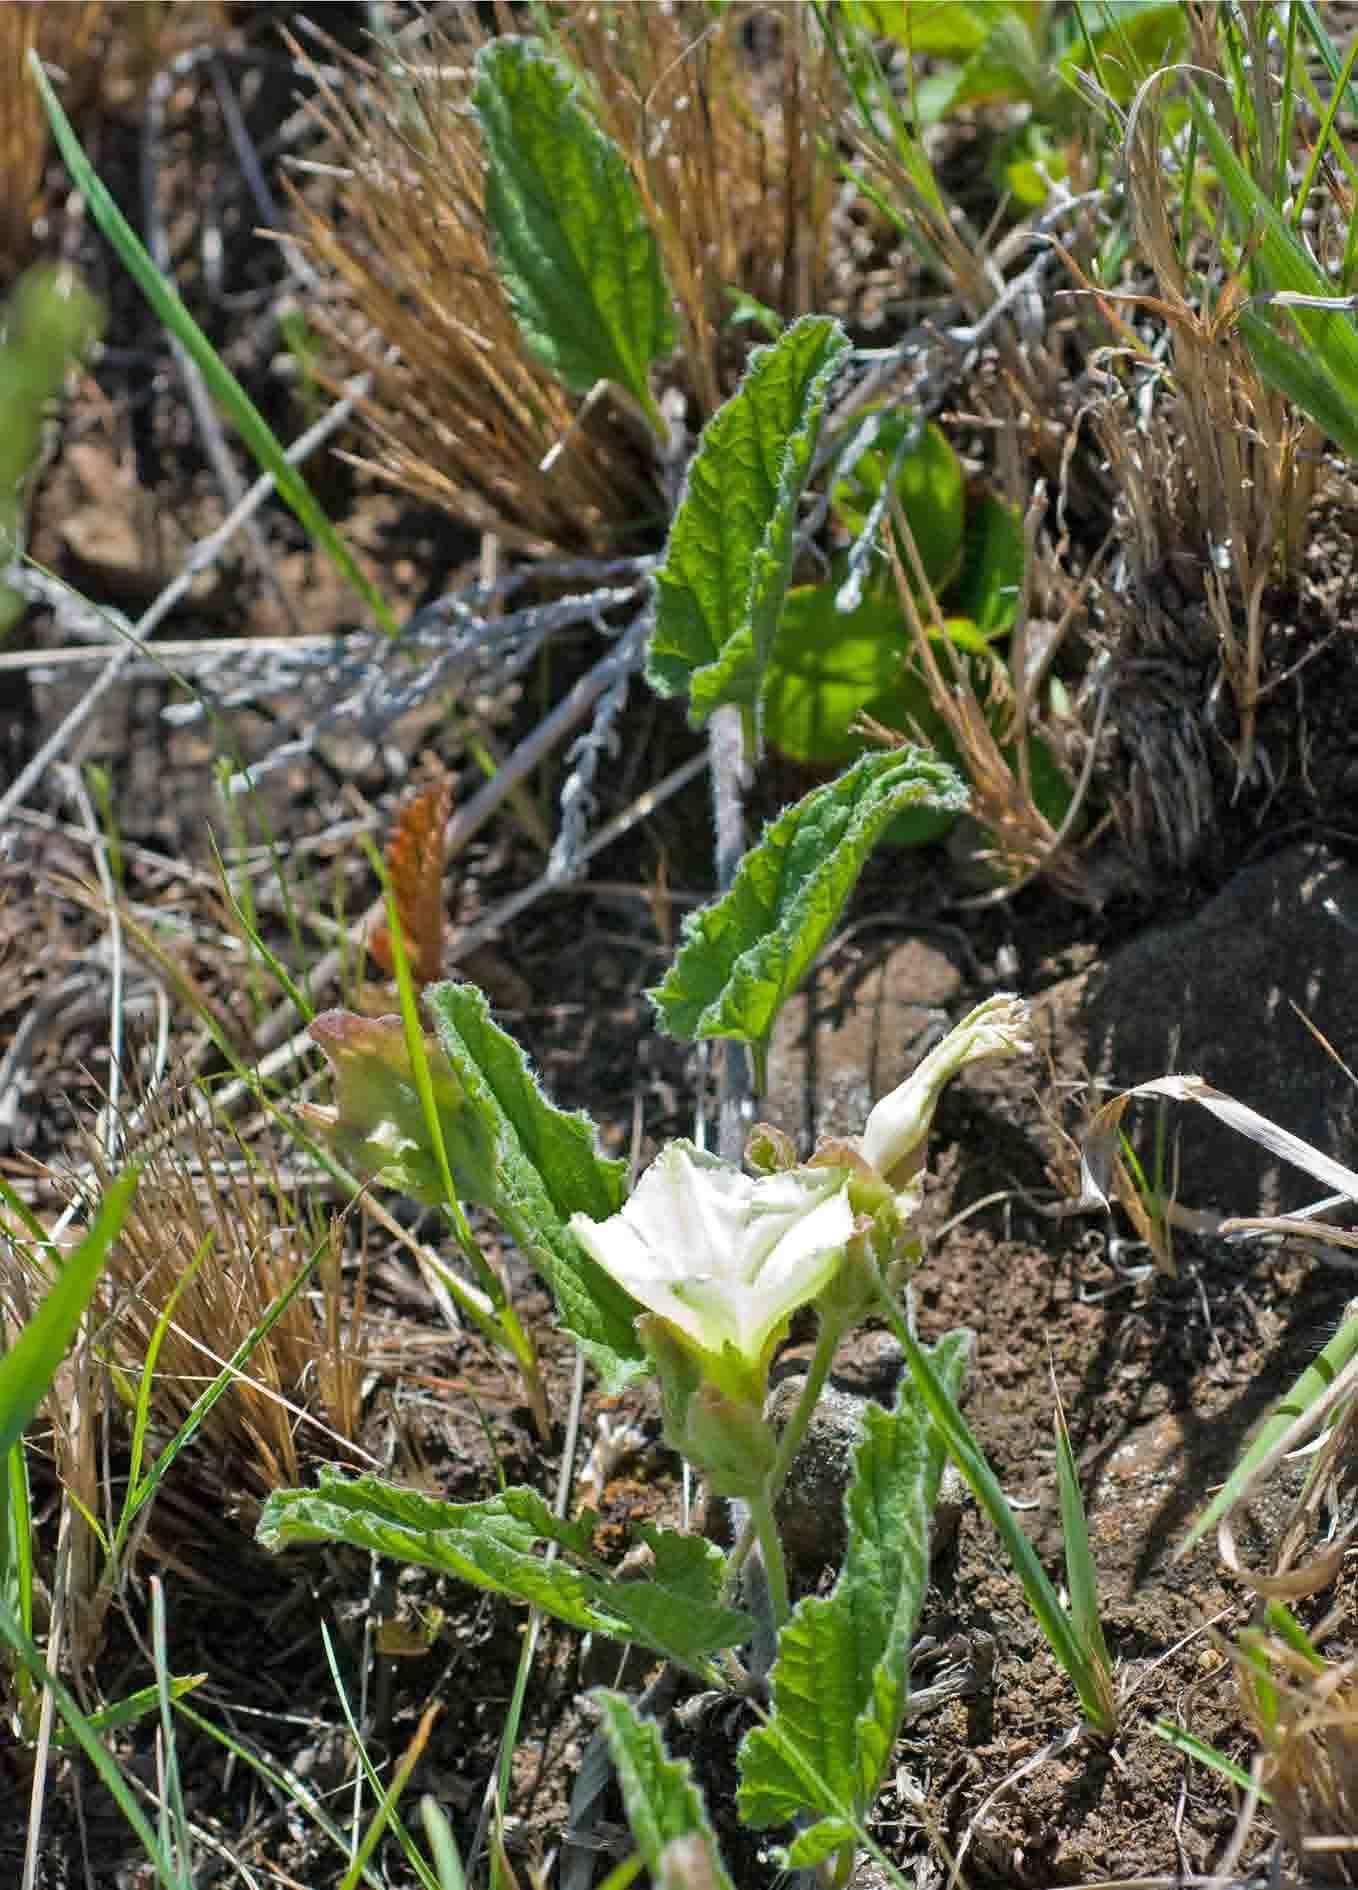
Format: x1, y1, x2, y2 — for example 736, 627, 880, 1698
1087, 6, 1318, 812
1236, 1629, 1358, 1884
88, 1084, 368, 1500
287, 4, 837, 551
882, 490, 1100, 905
1, 2, 226, 279
283, 17, 661, 555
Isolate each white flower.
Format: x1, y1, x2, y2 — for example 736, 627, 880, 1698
569, 1141, 854, 1396
859, 995, 1032, 1188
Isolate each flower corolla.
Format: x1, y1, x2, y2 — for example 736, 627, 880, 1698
857, 994, 1032, 1191
569, 1140, 854, 1405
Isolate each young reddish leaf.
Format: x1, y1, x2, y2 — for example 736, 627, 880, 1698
369, 777, 451, 988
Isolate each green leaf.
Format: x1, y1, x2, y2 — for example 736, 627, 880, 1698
424, 981, 643, 1389
0, 264, 103, 637
645, 315, 851, 727
832, 417, 965, 599
473, 37, 673, 429
1237, 308, 1358, 460
28, 54, 396, 636
648, 749, 968, 1052
947, 10, 1049, 114
737, 1332, 970, 1839
1181, 1311, 1358, 1554
846, 1, 993, 56
952, 492, 1025, 636
258, 1472, 751, 1664
594, 1692, 735, 1890
784, 1820, 858, 1868
425, 981, 624, 1222
762, 584, 926, 767
605, 1528, 755, 1669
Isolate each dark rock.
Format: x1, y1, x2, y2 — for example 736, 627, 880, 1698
1034, 843, 1358, 1217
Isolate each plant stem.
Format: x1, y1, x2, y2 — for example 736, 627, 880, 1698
747, 1486, 790, 1631
708, 703, 753, 1164
720, 1311, 843, 1602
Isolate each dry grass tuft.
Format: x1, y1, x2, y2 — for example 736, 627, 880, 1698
1238, 1629, 1358, 1883
1, 2, 226, 278
1085, 12, 1319, 870
287, 4, 837, 551
85, 1082, 368, 1500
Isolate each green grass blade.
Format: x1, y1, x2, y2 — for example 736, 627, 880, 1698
1150, 1719, 1267, 1800
0, 1169, 137, 1461
319, 1623, 441, 1890
1052, 1381, 1114, 1722
122, 1232, 216, 1535
1181, 1309, 1358, 1554
176, 1700, 390, 1889
28, 51, 396, 636
0, 1597, 178, 1882
874, 1280, 1114, 1732
419, 1799, 467, 1890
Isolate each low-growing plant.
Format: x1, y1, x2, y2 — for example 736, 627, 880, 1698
286, 4, 837, 553
840, 0, 1183, 205
264, 985, 1118, 1879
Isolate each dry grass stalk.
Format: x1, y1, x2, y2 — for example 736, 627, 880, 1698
283, 19, 660, 554
0, 3, 101, 276
883, 491, 1097, 904
85, 1081, 368, 1499
1090, 25, 1318, 801
1237, 1631, 1358, 1884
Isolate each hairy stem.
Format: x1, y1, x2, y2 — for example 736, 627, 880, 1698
721, 1311, 843, 1602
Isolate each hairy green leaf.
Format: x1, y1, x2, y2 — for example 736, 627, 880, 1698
424, 980, 643, 1389
258, 1472, 750, 1664
737, 1332, 971, 1839
595, 1692, 735, 1890
473, 37, 673, 427
648, 749, 968, 1052
784, 1820, 858, 1869
646, 316, 851, 727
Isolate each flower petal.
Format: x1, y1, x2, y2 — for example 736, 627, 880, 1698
859, 995, 1031, 1186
